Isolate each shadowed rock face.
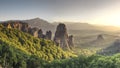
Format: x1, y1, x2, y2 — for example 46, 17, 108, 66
114, 39, 120, 46
54, 23, 74, 49
98, 39, 120, 55
1, 21, 41, 37
97, 34, 104, 40
1, 21, 74, 49
68, 35, 74, 48
45, 31, 52, 40
38, 29, 43, 38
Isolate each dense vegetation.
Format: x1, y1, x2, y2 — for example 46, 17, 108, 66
46, 54, 120, 68
0, 25, 76, 68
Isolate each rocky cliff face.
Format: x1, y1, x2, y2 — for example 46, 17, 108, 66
54, 23, 74, 49
0, 21, 52, 40
1, 21, 29, 32
28, 27, 39, 37
1, 21, 73, 49
45, 31, 52, 40
68, 35, 74, 48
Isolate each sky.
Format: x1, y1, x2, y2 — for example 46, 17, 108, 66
0, 0, 120, 26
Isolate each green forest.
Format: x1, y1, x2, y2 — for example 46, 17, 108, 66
0, 24, 76, 68
0, 24, 120, 68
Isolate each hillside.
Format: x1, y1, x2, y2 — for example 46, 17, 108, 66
0, 24, 76, 68
24, 18, 55, 32
98, 39, 120, 55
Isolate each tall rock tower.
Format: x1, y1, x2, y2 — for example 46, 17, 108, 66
54, 23, 74, 49
45, 30, 52, 40
68, 35, 74, 48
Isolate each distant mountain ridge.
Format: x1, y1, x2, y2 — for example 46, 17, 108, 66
1, 18, 120, 32
53, 22, 120, 31
24, 18, 55, 32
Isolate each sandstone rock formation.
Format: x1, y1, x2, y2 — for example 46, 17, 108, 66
97, 34, 104, 40
1, 21, 29, 32
54, 23, 74, 49
68, 35, 74, 48
54, 23, 69, 49
28, 27, 39, 37
1, 21, 74, 49
45, 30, 52, 40
38, 29, 43, 38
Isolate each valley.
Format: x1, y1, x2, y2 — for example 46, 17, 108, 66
0, 18, 120, 68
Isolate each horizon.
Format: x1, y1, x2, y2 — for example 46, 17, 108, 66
0, 0, 120, 26
1, 17, 120, 27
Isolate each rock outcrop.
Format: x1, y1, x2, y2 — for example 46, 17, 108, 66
97, 34, 104, 40
45, 31, 52, 40
38, 29, 43, 38
1, 21, 29, 32
1, 21, 53, 40
68, 35, 74, 48
28, 27, 39, 37
54, 23, 74, 49
1, 21, 73, 49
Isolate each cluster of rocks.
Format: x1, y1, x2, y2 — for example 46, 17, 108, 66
1, 21, 74, 49
1, 21, 52, 40
54, 23, 74, 49
28, 27, 52, 40
2, 21, 29, 32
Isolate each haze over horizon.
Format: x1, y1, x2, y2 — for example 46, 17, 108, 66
0, 0, 120, 26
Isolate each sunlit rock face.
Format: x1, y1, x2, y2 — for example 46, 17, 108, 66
28, 27, 39, 37
1, 21, 40, 38
1, 21, 52, 40
1, 21, 29, 32
54, 23, 74, 49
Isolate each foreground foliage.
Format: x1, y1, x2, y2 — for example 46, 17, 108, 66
46, 54, 120, 68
